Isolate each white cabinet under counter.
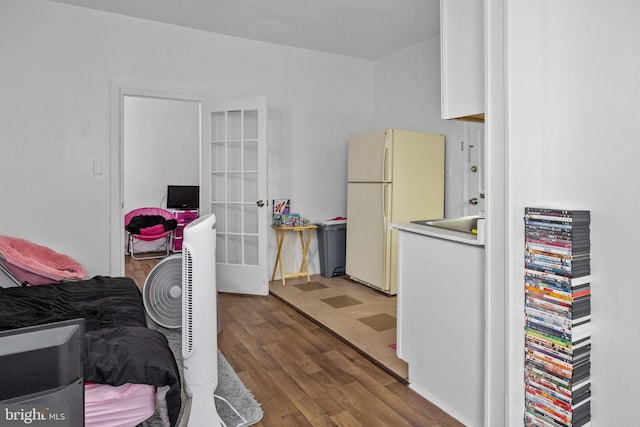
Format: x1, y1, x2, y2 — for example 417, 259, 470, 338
393, 222, 485, 427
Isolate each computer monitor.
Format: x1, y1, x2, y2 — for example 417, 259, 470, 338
0, 319, 85, 427
167, 185, 199, 210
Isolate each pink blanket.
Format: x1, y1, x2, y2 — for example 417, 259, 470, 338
0, 236, 87, 285
85, 383, 157, 427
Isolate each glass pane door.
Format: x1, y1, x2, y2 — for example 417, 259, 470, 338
202, 96, 267, 295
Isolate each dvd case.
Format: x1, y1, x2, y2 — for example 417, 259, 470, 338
524, 208, 591, 427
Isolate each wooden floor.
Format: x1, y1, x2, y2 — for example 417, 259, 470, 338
125, 256, 464, 426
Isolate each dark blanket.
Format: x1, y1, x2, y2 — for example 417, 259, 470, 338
0, 276, 181, 426
126, 215, 178, 235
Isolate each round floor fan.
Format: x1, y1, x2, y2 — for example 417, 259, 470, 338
143, 254, 182, 328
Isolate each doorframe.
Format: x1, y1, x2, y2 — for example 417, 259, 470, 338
484, 0, 508, 424
109, 78, 214, 276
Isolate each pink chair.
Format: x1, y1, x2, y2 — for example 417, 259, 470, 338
0, 236, 88, 286
124, 207, 177, 260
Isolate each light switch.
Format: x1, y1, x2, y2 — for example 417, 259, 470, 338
93, 161, 103, 175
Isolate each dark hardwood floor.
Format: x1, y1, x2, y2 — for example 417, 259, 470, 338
126, 256, 463, 426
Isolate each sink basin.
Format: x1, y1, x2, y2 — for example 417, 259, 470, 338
411, 215, 482, 235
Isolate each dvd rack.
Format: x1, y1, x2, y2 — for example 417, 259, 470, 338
523, 207, 591, 427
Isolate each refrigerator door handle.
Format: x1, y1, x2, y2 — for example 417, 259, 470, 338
383, 183, 389, 221
383, 147, 389, 182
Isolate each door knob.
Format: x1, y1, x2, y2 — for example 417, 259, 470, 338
256, 200, 265, 207
469, 198, 478, 205
470, 165, 478, 173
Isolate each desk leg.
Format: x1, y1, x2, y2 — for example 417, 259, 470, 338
271, 229, 287, 285
297, 228, 315, 282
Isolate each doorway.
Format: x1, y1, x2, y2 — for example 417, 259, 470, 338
110, 81, 270, 296
109, 79, 212, 276
121, 96, 200, 284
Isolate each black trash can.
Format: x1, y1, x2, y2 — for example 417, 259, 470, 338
316, 221, 347, 278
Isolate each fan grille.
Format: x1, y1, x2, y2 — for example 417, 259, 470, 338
182, 247, 194, 355
142, 254, 182, 328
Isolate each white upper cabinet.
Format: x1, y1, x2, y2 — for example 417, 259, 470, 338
440, 0, 484, 122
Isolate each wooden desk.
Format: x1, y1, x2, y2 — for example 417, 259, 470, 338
271, 224, 317, 285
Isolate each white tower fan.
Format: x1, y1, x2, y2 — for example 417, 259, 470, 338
180, 213, 223, 426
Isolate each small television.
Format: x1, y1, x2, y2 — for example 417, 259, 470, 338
0, 319, 85, 426
167, 185, 199, 210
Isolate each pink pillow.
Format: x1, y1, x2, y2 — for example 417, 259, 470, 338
139, 224, 165, 236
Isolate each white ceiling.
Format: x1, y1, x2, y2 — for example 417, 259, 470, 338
47, 0, 440, 60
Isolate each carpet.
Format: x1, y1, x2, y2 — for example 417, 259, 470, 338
139, 326, 263, 427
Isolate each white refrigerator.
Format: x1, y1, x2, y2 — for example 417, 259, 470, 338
346, 129, 445, 295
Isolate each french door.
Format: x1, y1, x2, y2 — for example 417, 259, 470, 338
200, 97, 268, 295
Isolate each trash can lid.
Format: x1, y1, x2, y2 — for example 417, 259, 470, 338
315, 218, 347, 226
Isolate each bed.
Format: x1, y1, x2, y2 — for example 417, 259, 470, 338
0, 275, 181, 427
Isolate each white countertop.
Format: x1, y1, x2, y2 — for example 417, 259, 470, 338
391, 221, 485, 246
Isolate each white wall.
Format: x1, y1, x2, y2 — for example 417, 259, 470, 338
123, 96, 200, 212
373, 38, 471, 217
0, 0, 373, 275
507, 1, 640, 424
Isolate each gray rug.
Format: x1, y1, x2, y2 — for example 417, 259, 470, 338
139, 326, 263, 426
